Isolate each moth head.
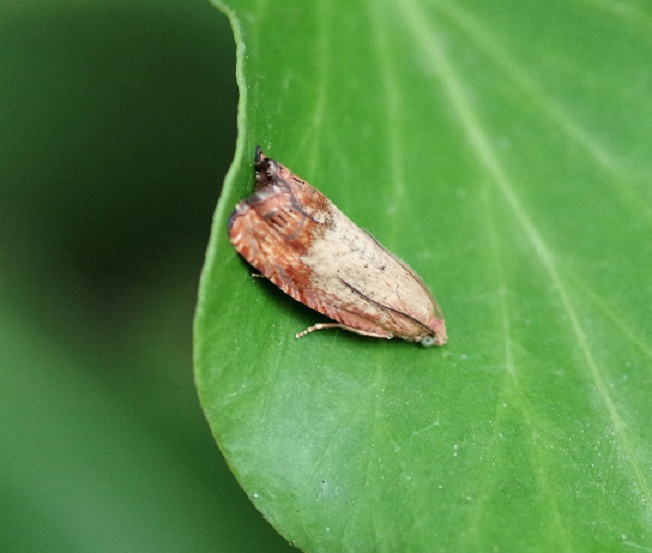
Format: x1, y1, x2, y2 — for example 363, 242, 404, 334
420, 317, 447, 347
420, 336, 436, 347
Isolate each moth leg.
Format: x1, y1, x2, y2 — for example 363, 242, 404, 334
295, 323, 343, 338
296, 323, 391, 340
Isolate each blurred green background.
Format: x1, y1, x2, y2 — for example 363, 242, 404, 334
0, 1, 290, 550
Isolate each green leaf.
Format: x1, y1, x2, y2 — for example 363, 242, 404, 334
195, 1, 652, 551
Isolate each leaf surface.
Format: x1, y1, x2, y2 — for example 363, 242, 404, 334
195, 1, 652, 551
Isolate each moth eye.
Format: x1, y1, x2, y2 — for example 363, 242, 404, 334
420, 336, 436, 347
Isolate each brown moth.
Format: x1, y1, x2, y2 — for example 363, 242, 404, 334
228, 147, 447, 347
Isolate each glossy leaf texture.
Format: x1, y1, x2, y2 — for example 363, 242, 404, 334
194, 1, 652, 551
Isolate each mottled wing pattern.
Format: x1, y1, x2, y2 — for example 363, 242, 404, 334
228, 149, 447, 345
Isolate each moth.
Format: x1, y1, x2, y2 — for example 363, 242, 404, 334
228, 147, 447, 347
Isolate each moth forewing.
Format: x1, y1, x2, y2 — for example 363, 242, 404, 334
228, 148, 448, 347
